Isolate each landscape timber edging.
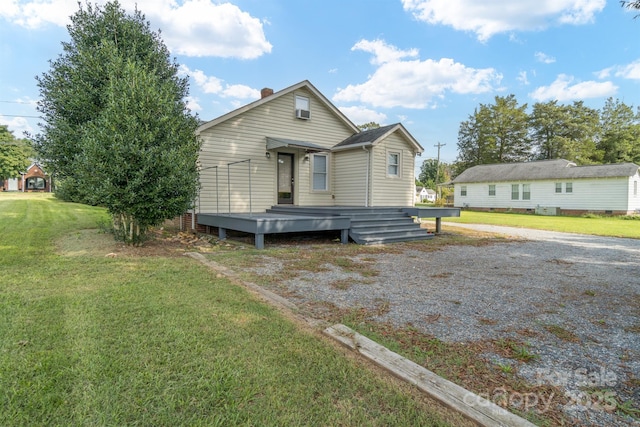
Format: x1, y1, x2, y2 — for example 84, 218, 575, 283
323, 323, 537, 427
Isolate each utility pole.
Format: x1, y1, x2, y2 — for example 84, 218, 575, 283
434, 142, 446, 199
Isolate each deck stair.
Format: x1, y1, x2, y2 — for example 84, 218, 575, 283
266, 206, 433, 245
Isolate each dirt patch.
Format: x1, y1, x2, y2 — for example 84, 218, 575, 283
55, 228, 232, 258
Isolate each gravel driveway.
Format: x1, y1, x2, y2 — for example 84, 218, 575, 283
242, 224, 640, 426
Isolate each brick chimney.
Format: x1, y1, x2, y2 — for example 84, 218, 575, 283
261, 87, 274, 99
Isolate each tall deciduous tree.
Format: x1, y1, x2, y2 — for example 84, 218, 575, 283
621, 1, 640, 12
35, 1, 200, 244
530, 100, 570, 160
455, 105, 492, 174
0, 125, 33, 181
598, 97, 640, 164
418, 158, 450, 189
357, 122, 380, 131
455, 95, 530, 174
488, 95, 531, 163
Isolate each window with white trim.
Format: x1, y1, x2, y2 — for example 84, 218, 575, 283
387, 151, 400, 177
295, 95, 310, 119
311, 154, 328, 191
511, 184, 519, 200
488, 184, 496, 196
460, 185, 467, 196
565, 182, 573, 193
555, 182, 562, 193
522, 183, 531, 200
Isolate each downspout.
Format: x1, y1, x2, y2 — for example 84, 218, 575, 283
362, 146, 370, 207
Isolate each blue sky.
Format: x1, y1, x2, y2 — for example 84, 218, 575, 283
1, 0, 639, 177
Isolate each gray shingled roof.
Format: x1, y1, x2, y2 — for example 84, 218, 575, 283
452, 159, 639, 183
333, 124, 398, 149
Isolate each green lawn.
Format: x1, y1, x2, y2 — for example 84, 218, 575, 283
0, 193, 465, 426
442, 210, 640, 239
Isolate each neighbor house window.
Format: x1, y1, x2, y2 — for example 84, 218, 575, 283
311, 154, 328, 191
522, 183, 531, 200
26, 177, 45, 189
555, 182, 562, 193
460, 186, 467, 196
511, 184, 519, 200
565, 182, 573, 193
387, 152, 400, 177
488, 184, 496, 196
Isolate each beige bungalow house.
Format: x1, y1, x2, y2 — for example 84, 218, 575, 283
187, 80, 459, 247
196, 80, 421, 213
452, 159, 640, 215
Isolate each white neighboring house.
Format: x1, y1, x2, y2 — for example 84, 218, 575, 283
452, 159, 640, 215
416, 186, 436, 203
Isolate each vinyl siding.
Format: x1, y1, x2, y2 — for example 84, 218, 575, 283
197, 87, 354, 213
333, 149, 368, 206
370, 132, 415, 206
627, 172, 640, 212
454, 177, 637, 211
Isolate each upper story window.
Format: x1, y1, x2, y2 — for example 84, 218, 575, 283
387, 152, 400, 177
311, 154, 329, 191
295, 95, 310, 119
488, 184, 496, 196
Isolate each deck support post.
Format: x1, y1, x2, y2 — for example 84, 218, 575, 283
219, 227, 227, 240
255, 233, 265, 250
435, 217, 442, 233
340, 229, 349, 244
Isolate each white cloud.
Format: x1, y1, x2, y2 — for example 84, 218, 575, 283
401, 0, 605, 41
595, 67, 612, 79
179, 65, 259, 100
338, 106, 388, 125
221, 84, 260, 99
529, 74, 617, 101
517, 71, 530, 85
153, 1, 272, 58
535, 52, 556, 64
611, 59, 640, 80
1, 0, 272, 59
351, 39, 419, 65
0, 0, 78, 28
0, 115, 34, 136
184, 96, 202, 112
334, 39, 502, 109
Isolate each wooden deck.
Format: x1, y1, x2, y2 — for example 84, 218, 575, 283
197, 206, 460, 249
196, 212, 350, 249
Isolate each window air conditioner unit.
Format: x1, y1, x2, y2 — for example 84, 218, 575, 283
296, 109, 310, 120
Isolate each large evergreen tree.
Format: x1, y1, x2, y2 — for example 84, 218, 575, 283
455, 95, 530, 173
488, 95, 531, 163
530, 100, 570, 160
597, 97, 640, 164
35, 1, 200, 244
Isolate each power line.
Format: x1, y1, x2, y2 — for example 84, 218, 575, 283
0, 114, 41, 118
0, 100, 37, 105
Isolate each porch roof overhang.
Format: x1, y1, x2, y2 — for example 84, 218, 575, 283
266, 137, 330, 153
